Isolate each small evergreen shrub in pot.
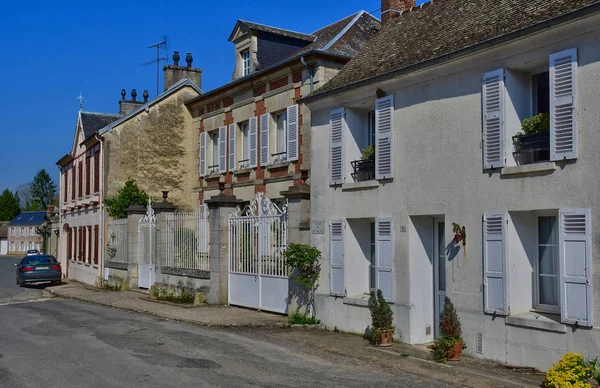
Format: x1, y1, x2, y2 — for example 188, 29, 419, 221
432, 297, 464, 362
368, 289, 395, 346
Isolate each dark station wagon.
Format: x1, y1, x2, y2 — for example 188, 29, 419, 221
14, 255, 62, 287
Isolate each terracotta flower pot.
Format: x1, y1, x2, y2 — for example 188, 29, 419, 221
379, 330, 394, 347
446, 340, 463, 361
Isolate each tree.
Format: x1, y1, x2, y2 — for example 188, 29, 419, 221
104, 179, 149, 219
29, 169, 56, 210
0, 189, 21, 221
17, 183, 40, 210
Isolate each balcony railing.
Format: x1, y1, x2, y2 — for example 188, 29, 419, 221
350, 158, 375, 182
207, 165, 219, 175
238, 159, 250, 170
271, 151, 287, 164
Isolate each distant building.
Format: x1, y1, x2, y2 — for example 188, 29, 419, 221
0, 221, 8, 255
7, 212, 47, 254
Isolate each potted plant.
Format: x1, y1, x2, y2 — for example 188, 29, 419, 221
368, 289, 395, 347
432, 297, 464, 362
512, 112, 550, 152
351, 145, 375, 181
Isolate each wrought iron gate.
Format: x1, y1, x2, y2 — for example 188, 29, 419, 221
228, 192, 289, 314
138, 200, 156, 289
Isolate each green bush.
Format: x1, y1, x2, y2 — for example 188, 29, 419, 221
361, 144, 375, 161
289, 313, 321, 325
521, 112, 550, 135
368, 289, 395, 344
432, 297, 464, 363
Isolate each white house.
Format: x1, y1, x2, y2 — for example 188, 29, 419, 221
301, 0, 600, 371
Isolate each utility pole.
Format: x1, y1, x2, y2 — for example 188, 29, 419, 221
143, 37, 168, 97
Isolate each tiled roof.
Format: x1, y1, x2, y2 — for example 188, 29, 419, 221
80, 112, 121, 139
306, 0, 600, 99
234, 20, 316, 42
0, 221, 8, 239
8, 212, 46, 226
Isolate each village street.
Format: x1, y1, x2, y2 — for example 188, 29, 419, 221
0, 256, 451, 388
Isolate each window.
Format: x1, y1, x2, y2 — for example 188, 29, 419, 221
210, 130, 219, 174
273, 111, 287, 162
532, 71, 550, 116
21, 227, 25, 237
367, 110, 376, 149
369, 222, 376, 290
536, 216, 559, 312
10, 228, 14, 237
242, 50, 251, 76
240, 121, 249, 168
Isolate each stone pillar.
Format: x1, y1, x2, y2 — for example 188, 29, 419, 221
204, 192, 243, 305
153, 200, 177, 274
126, 204, 146, 288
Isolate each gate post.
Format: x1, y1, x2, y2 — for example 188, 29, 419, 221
204, 192, 243, 305
153, 198, 177, 275
126, 204, 146, 289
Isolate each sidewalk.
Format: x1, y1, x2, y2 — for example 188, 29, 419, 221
46, 281, 546, 388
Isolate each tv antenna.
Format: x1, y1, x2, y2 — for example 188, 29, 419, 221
143, 36, 169, 97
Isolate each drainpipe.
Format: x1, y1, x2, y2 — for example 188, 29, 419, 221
300, 56, 313, 94
95, 134, 105, 280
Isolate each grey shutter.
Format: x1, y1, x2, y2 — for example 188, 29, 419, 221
249, 117, 257, 168
329, 108, 345, 185
287, 104, 299, 161
483, 212, 508, 315
199, 132, 206, 177
228, 124, 236, 172
330, 220, 344, 297
550, 48, 578, 161
218, 126, 227, 173
559, 208, 592, 326
260, 113, 269, 166
376, 217, 394, 302
375, 95, 394, 180
482, 69, 505, 169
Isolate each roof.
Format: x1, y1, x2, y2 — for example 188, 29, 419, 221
304, 0, 600, 101
80, 112, 121, 139
0, 222, 8, 239
229, 20, 316, 42
99, 78, 203, 135
8, 212, 47, 227
186, 12, 380, 104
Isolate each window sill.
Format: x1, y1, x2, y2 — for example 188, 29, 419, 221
505, 311, 566, 333
341, 180, 380, 191
343, 294, 370, 307
205, 173, 222, 180
234, 168, 252, 176
500, 162, 556, 176
267, 162, 290, 170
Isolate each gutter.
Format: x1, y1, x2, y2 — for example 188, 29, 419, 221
299, 2, 600, 104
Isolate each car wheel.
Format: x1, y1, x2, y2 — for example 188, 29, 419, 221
19, 280, 24, 288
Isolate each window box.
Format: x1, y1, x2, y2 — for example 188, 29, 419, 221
351, 158, 375, 182
512, 131, 550, 153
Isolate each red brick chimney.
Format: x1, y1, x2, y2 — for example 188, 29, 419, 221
381, 0, 416, 22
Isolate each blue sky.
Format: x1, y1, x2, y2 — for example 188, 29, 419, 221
0, 0, 425, 193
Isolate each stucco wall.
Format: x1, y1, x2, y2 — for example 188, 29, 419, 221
104, 88, 199, 211
308, 14, 600, 370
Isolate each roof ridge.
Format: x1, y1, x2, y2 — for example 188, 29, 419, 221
239, 20, 315, 38
311, 11, 362, 35
81, 111, 121, 116
320, 10, 366, 51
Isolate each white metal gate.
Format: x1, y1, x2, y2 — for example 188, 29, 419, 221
166, 205, 209, 270
138, 200, 156, 289
229, 192, 289, 314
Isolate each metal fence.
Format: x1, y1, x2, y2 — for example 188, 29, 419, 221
166, 205, 209, 270
107, 218, 128, 263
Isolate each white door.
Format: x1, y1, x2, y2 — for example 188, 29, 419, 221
433, 219, 446, 338
0, 239, 7, 255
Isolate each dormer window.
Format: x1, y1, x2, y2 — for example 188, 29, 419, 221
242, 50, 251, 76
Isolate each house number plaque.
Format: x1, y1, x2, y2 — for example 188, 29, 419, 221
311, 221, 325, 234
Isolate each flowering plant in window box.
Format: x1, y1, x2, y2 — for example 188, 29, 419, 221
512, 112, 550, 152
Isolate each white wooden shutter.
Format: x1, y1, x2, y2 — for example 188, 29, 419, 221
483, 212, 508, 315
559, 208, 592, 326
482, 69, 505, 169
218, 126, 227, 173
550, 48, 578, 161
329, 108, 345, 185
228, 124, 236, 172
260, 113, 269, 166
375, 95, 394, 180
249, 117, 257, 168
199, 132, 206, 177
287, 104, 299, 162
330, 220, 344, 297
376, 217, 394, 302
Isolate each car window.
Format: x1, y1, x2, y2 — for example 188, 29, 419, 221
23, 256, 57, 265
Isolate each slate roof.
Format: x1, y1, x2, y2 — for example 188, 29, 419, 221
8, 212, 47, 227
304, 0, 600, 100
80, 112, 121, 139
0, 222, 8, 239
231, 20, 316, 42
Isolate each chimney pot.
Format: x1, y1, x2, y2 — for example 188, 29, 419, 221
186, 52, 193, 68
173, 51, 180, 66
381, 0, 415, 22
143, 90, 149, 102
131, 89, 137, 101
121, 89, 126, 101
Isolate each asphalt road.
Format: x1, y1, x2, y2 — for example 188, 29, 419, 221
0, 256, 448, 388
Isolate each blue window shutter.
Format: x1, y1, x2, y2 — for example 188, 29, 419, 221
249, 117, 257, 168
218, 126, 227, 173
287, 104, 299, 162
228, 124, 236, 172
483, 212, 509, 315
550, 48, 578, 161
260, 113, 269, 167
482, 69, 505, 169
199, 132, 206, 177
559, 208, 592, 326
375, 95, 394, 180
375, 217, 394, 302
329, 108, 345, 185
330, 220, 344, 297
